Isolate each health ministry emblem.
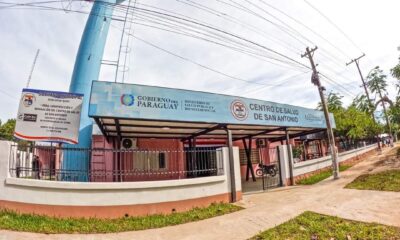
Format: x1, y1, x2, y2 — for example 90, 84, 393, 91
120, 94, 135, 106
231, 99, 248, 121
22, 93, 35, 107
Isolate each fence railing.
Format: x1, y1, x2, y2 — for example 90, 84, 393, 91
337, 139, 377, 153
8, 145, 224, 182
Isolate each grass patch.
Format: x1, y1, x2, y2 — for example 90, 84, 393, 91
345, 169, 400, 192
251, 211, 400, 240
0, 203, 242, 234
297, 165, 352, 185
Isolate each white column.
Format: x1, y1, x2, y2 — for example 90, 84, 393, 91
278, 145, 293, 186
220, 146, 242, 201
0, 141, 13, 199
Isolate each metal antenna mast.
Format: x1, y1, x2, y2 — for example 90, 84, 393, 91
114, 0, 136, 83
26, 49, 40, 88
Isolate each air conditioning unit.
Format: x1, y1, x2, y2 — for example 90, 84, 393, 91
121, 138, 137, 150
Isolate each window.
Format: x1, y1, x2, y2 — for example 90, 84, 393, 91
239, 149, 260, 165
307, 141, 322, 159
309, 142, 319, 154
158, 153, 166, 169
134, 151, 167, 170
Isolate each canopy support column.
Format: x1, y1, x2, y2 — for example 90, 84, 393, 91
285, 128, 294, 185
226, 129, 237, 202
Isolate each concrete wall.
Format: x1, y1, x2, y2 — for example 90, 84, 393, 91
0, 141, 242, 218
278, 144, 377, 185
293, 144, 377, 177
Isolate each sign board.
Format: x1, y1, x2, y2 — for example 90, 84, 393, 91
14, 89, 83, 144
89, 81, 335, 129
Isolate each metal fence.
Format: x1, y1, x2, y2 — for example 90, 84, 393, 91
337, 139, 377, 153
8, 145, 224, 182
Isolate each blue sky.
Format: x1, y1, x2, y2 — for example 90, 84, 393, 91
1, 0, 399, 123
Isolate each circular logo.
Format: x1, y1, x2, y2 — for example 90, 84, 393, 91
231, 100, 248, 121
120, 94, 135, 106
22, 94, 35, 107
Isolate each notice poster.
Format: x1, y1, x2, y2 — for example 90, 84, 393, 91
14, 89, 83, 144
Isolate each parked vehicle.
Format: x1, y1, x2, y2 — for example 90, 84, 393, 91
256, 163, 277, 177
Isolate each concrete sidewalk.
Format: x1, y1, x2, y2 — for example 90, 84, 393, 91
1, 146, 399, 240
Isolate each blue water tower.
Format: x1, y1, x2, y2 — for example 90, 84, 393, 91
64, 0, 125, 181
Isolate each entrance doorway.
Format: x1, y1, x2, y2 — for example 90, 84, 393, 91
241, 146, 282, 193
260, 147, 282, 189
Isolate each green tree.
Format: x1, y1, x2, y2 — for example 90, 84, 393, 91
317, 92, 344, 112
388, 96, 400, 139
317, 92, 380, 148
367, 66, 392, 135
351, 94, 371, 113
367, 66, 388, 95
317, 92, 347, 139
342, 106, 379, 139
0, 119, 16, 140
390, 56, 400, 140
391, 57, 400, 94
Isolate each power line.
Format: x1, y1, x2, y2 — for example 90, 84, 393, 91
258, 0, 351, 60
126, 5, 362, 92
242, 71, 310, 95
122, 21, 356, 96
220, 0, 309, 47
225, 0, 358, 86
185, 0, 361, 93
101, 2, 307, 67
214, 0, 361, 83
3, 1, 311, 71
252, 0, 361, 82
122, 29, 281, 87
2, 0, 361, 97
319, 73, 357, 97
303, 0, 363, 53
1, 1, 300, 73
175, 0, 302, 54
131, 13, 308, 71
4, 0, 354, 84
0, 89, 17, 100
114, 4, 313, 69
242, 0, 313, 46
98, 1, 368, 88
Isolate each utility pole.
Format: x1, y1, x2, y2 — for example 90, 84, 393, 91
346, 54, 382, 150
26, 49, 40, 88
302, 46, 339, 179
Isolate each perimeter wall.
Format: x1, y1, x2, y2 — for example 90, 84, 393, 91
0, 141, 242, 219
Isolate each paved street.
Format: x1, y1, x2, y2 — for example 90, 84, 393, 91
1, 146, 399, 240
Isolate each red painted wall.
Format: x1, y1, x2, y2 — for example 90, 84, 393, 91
91, 136, 186, 181
90, 135, 329, 181
92, 135, 115, 182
